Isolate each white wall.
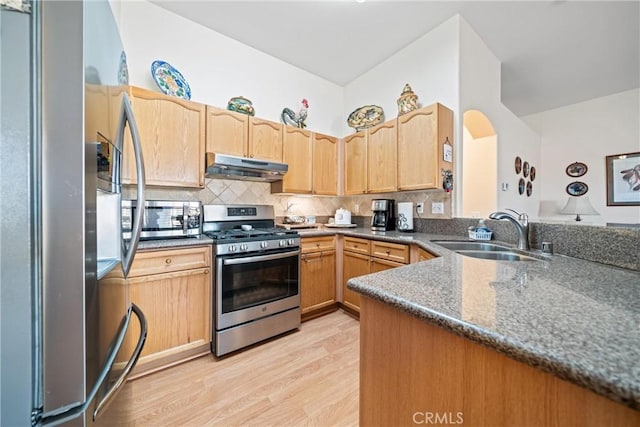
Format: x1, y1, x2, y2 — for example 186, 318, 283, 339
343, 16, 460, 137
523, 88, 640, 225
117, 1, 344, 136
462, 127, 497, 218
458, 19, 542, 219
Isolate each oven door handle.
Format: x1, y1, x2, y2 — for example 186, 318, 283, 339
222, 249, 300, 265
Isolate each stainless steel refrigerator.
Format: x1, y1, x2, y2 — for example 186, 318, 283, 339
1, 1, 147, 425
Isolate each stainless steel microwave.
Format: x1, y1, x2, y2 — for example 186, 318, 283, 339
122, 200, 202, 240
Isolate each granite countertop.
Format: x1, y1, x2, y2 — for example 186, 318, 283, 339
337, 227, 640, 410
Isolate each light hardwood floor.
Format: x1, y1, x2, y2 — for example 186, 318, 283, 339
98, 311, 360, 426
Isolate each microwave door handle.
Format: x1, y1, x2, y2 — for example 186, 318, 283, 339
93, 304, 147, 421
183, 203, 189, 234
119, 92, 146, 278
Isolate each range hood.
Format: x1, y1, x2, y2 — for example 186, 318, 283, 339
205, 153, 288, 182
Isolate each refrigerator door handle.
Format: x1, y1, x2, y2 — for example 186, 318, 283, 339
38, 304, 145, 426
92, 303, 147, 420
118, 92, 146, 278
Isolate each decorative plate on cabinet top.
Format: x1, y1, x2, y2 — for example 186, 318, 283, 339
150, 60, 191, 100
347, 105, 384, 131
227, 96, 255, 116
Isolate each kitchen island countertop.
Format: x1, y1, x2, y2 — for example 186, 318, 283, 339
327, 227, 640, 410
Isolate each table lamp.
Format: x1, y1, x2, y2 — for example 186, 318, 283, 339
560, 196, 599, 221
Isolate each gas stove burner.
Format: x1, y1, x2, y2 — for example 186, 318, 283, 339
204, 227, 298, 241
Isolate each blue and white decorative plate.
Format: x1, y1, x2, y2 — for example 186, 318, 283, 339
150, 60, 191, 100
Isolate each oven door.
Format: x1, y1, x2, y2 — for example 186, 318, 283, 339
216, 249, 300, 330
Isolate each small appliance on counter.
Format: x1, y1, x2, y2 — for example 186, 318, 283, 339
396, 202, 414, 231
122, 200, 202, 240
371, 199, 395, 231
334, 208, 352, 225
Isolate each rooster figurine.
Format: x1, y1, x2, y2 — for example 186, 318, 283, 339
281, 98, 309, 128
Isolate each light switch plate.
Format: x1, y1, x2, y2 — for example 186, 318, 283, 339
416, 203, 424, 214
432, 202, 444, 214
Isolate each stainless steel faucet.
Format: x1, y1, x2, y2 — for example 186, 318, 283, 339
489, 209, 530, 250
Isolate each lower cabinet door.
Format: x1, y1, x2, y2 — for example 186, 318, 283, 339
342, 251, 371, 313
301, 250, 336, 315
126, 266, 211, 374
370, 257, 405, 273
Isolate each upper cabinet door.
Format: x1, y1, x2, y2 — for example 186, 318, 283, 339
123, 86, 206, 188
279, 126, 312, 193
249, 117, 283, 162
397, 103, 453, 191
205, 106, 248, 157
312, 133, 338, 195
344, 131, 367, 195
367, 120, 397, 193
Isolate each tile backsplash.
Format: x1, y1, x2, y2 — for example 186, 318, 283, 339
124, 178, 453, 219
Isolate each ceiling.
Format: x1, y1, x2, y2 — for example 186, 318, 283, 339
150, 1, 639, 117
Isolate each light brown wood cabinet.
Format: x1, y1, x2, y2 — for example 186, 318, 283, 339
343, 131, 367, 194
360, 295, 640, 427
367, 121, 397, 193
205, 105, 283, 162
300, 236, 337, 320
341, 237, 409, 313
312, 133, 338, 195
205, 106, 248, 158
344, 119, 398, 194
101, 246, 212, 378
123, 86, 206, 188
273, 129, 338, 195
275, 126, 312, 193
397, 103, 453, 190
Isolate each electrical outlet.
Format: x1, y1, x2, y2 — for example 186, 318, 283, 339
416, 202, 424, 214
353, 203, 359, 214
432, 202, 444, 214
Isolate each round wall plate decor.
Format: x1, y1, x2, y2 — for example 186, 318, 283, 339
566, 181, 588, 196
523, 161, 530, 178
526, 181, 533, 197
530, 166, 536, 181
515, 156, 522, 174
566, 162, 587, 177
518, 178, 525, 195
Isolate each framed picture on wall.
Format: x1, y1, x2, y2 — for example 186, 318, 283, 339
606, 152, 640, 206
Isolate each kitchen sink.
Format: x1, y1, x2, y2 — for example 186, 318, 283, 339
432, 240, 542, 262
454, 250, 540, 262
432, 240, 510, 251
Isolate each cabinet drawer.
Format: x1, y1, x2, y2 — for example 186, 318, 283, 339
371, 241, 409, 264
301, 236, 336, 253
128, 246, 211, 277
344, 237, 371, 255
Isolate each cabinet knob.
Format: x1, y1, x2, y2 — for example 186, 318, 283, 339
316, 243, 321, 247
204, 269, 209, 274
386, 250, 391, 255
165, 258, 172, 265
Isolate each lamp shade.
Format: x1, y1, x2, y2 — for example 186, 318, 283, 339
560, 196, 599, 221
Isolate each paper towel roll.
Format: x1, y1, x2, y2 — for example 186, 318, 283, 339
397, 202, 414, 231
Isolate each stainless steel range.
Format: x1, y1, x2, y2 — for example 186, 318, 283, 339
203, 204, 301, 356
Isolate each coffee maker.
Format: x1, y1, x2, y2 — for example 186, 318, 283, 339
371, 199, 395, 231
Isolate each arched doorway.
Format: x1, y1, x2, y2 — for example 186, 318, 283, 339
462, 110, 497, 218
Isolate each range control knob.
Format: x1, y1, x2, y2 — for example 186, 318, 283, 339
228, 245, 237, 253
279, 240, 286, 247
240, 244, 249, 252
287, 239, 295, 246
260, 241, 268, 249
